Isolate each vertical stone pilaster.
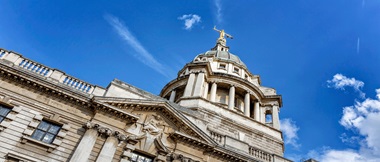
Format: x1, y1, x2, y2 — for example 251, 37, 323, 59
210, 82, 217, 102
228, 85, 235, 110
203, 82, 209, 99
169, 90, 176, 102
192, 72, 205, 97
183, 73, 196, 97
272, 105, 280, 129
96, 130, 119, 162
69, 122, 99, 162
244, 92, 250, 117
254, 102, 260, 122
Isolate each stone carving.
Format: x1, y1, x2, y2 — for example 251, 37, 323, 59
84, 121, 98, 129
143, 114, 165, 135
168, 153, 200, 162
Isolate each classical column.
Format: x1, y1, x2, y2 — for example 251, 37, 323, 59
192, 72, 205, 97
272, 105, 280, 129
203, 82, 209, 99
169, 90, 176, 102
183, 73, 196, 97
69, 122, 99, 162
254, 102, 260, 122
244, 92, 250, 117
210, 82, 217, 102
228, 85, 235, 110
96, 130, 120, 162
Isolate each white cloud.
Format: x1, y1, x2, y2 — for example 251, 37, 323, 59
308, 75, 380, 162
280, 118, 300, 149
178, 14, 201, 30
214, 0, 222, 24
327, 73, 365, 98
318, 149, 366, 162
104, 14, 172, 78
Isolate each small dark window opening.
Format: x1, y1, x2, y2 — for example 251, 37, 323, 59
219, 64, 226, 69
233, 67, 240, 74
0, 105, 11, 123
31, 120, 61, 144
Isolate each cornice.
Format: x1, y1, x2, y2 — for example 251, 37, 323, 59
0, 63, 139, 122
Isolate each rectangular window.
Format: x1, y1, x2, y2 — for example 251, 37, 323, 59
31, 120, 61, 144
218, 64, 226, 70
0, 105, 11, 123
131, 152, 153, 162
233, 67, 240, 74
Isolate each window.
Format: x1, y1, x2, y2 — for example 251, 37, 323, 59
31, 120, 61, 144
218, 63, 226, 70
131, 152, 153, 162
0, 105, 11, 123
233, 67, 240, 74
265, 111, 273, 123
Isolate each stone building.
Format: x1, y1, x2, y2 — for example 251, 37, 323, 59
0, 30, 291, 162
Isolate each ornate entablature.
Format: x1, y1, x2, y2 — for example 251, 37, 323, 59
0, 30, 291, 162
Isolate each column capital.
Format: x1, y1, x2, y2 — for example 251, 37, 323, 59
97, 126, 112, 136
84, 121, 99, 129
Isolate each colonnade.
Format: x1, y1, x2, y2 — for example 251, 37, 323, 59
167, 72, 280, 129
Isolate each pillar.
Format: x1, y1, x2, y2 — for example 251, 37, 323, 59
69, 123, 99, 162
203, 82, 209, 99
254, 102, 260, 122
228, 85, 235, 110
272, 105, 280, 129
183, 73, 196, 97
169, 90, 176, 102
210, 82, 217, 102
193, 72, 205, 97
96, 130, 119, 162
244, 92, 250, 117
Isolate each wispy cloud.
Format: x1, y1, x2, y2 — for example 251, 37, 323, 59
214, 0, 223, 25
327, 73, 365, 98
357, 37, 360, 54
104, 14, 173, 78
178, 14, 201, 30
280, 118, 301, 149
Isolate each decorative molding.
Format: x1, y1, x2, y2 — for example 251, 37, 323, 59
169, 153, 200, 162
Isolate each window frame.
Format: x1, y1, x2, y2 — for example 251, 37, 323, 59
233, 67, 240, 74
218, 63, 227, 70
0, 102, 20, 132
130, 152, 154, 162
22, 114, 70, 152
0, 105, 12, 123
30, 120, 61, 144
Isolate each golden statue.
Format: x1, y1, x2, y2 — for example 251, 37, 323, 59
213, 26, 233, 39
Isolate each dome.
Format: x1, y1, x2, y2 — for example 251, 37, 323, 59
195, 50, 247, 68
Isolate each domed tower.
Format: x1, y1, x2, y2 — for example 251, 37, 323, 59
160, 28, 285, 157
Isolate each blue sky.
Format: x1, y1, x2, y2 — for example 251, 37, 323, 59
1, 0, 380, 161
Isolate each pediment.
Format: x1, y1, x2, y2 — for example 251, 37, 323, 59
93, 96, 217, 149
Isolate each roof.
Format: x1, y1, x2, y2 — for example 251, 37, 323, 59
197, 50, 247, 68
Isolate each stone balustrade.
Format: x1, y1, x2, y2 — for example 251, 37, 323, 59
0, 49, 106, 96
249, 146, 272, 162
209, 130, 225, 145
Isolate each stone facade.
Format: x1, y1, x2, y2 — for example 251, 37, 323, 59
0, 34, 291, 162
